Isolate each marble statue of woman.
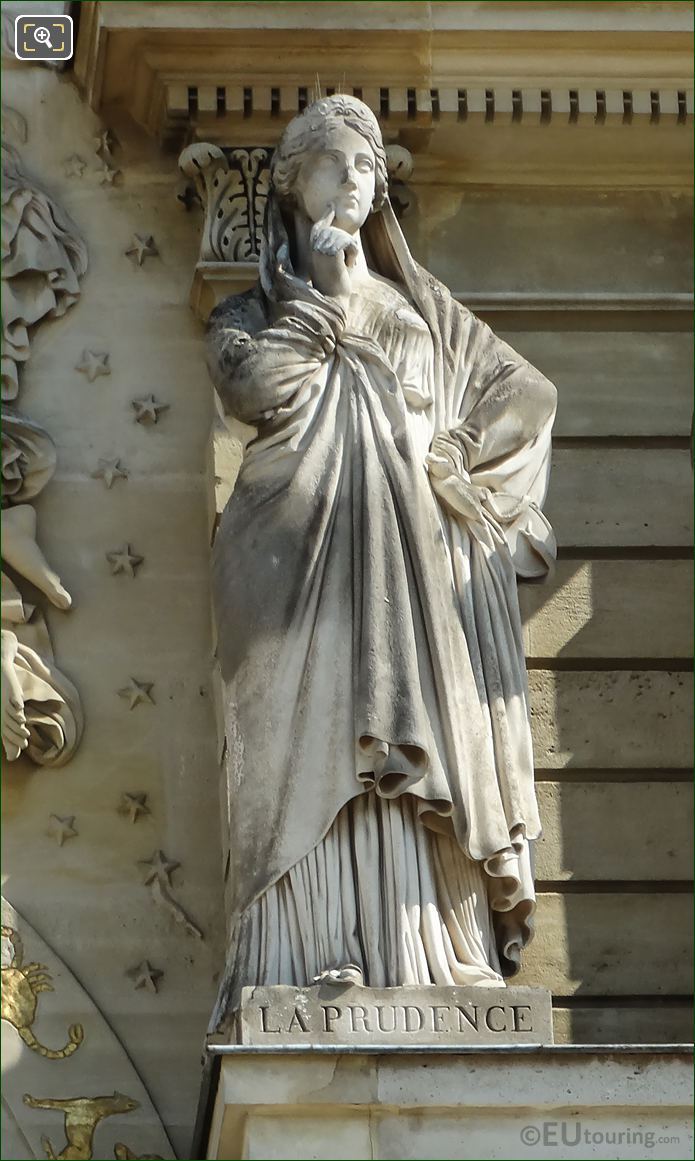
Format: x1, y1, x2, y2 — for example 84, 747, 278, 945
206, 95, 556, 1029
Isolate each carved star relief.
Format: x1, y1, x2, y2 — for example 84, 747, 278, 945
118, 791, 151, 823
93, 457, 128, 489
94, 128, 116, 160
138, 849, 204, 940
139, 850, 180, 888
127, 959, 163, 994
63, 154, 86, 178
76, 349, 111, 382
131, 396, 169, 425
106, 544, 144, 577
98, 162, 121, 186
47, 815, 78, 846
117, 679, 154, 710
125, 234, 158, 266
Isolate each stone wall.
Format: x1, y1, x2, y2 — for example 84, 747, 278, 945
2, 51, 223, 1161
407, 182, 693, 1044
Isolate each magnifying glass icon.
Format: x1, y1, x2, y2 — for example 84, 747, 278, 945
35, 26, 53, 49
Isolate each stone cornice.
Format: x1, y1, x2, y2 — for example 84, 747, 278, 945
74, 4, 692, 149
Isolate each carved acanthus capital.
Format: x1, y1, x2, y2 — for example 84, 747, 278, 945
179, 143, 271, 263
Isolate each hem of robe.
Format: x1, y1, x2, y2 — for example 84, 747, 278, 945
216, 789, 535, 1032
229, 768, 539, 923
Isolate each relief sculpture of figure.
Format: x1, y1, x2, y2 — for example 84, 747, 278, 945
206, 96, 556, 1028
1, 134, 86, 767
1, 409, 82, 766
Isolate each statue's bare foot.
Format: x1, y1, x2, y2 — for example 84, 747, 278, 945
1, 633, 30, 759
314, 964, 364, 987
2, 505, 72, 609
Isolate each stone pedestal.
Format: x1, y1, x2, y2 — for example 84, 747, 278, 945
200, 1046, 692, 1160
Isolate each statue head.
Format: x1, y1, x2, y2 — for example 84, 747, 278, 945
271, 95, 389, 235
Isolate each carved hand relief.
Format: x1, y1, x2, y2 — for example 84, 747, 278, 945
201, 95, 556, 1033
1, 124, 86, 767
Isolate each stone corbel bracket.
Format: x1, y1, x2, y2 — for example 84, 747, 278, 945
179, 143, 269, 320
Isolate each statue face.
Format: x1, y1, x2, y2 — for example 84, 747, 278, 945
293, 124, 376, 234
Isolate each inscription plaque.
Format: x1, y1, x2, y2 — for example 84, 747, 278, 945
238, 985, 553, 1046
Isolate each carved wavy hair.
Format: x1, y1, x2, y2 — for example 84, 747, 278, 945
271, 94, 389, 212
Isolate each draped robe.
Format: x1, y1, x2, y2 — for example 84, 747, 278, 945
207, 199, 556, 1024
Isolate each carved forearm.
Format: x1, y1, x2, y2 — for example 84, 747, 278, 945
207, 300, 338, 425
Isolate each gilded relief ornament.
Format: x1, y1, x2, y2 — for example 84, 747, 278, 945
23, 1092, 139, 1161
1, 925, 84, 1059
114, 1147, 163, 1161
